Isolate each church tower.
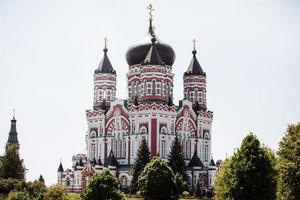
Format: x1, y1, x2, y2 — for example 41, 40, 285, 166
93, 38, 117, 111
183, 40, 207, 111
86, 40, 117, 162
6, 114, 19, 149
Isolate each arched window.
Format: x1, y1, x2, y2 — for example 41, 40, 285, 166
144, 80, 147, 96
121, 176, 128, 189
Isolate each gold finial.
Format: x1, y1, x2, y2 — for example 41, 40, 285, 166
192, 39, 197, 51
104, 37, 108, 49
147, 4, 154, 22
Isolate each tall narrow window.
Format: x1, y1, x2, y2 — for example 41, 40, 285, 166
152, 80, 156, 95
205, 145, 208, 161
144, 81, 147, 96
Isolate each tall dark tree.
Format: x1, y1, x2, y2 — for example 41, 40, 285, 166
1, 144, 24, 179
277, 123, 300, 200
138, 157, 176, 200
214, 133, 277, 200
130, 138, 151, 194
167, 136, 187, 180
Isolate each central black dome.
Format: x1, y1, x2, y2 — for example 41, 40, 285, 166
126, 28, 176, 66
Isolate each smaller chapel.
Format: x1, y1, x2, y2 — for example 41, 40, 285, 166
57, 5, 217, 193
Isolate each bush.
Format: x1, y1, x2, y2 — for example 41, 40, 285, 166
44, 184, 68, 200
6, 191, 31, 200
81, 169, 124, 200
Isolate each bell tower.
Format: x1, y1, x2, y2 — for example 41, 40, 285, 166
93, 38, 117, 110
183, 39, 207, 111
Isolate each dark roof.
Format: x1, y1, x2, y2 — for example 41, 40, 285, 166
104, 150, 118, 167
143, 37, 163, 65
7, 117, 19, 144
94, 48, 116, 74
184, 50, 206, 76
126, 23, 175, 66
57, 162, 64, 172
188, 150, 203, 168
209, 158, 216, 166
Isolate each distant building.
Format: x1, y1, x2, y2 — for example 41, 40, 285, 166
58, 5, 217, 192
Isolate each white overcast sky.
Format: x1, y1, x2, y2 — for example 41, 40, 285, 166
0, 0, 299, 185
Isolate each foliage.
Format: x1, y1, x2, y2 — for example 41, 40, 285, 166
167, 136, 187, 181
138, 156, 176, 200
81, 169, 124, 200
44, 184, 68, 200
1, 145, 24, 179
277, 123, 300, 200
214, 133, 277, 200
67, 193, 81, 200
130, 138, 151, 194
0, 178, 46, 199
6, 191, 31, 200
174, 173, 187, 196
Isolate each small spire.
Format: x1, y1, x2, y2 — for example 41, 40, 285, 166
103, 37, 108, 54
13, 108, 16, 120
192, 39, 197, 55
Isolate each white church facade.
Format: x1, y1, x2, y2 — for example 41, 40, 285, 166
57, 6, 217, 192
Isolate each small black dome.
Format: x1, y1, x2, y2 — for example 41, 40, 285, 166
126, 29, 176, 66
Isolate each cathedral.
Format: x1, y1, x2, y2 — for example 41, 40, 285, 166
57, 5, 217, 192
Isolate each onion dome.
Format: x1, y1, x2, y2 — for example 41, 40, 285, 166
95, 43, 116, 74
126, 22, 175, 66
188, 150, 203, 168
57, 161, 64, 172
184, 41, 206, 76
7, 115, 19, 145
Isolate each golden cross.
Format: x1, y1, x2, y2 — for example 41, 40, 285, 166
192, 39, 197, 50
104, 37, 108, 48
147, 4, 154, 22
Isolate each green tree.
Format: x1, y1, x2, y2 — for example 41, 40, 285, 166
138, 156, 176, 200
1, 145, 24, 179
6, 191, 31, 200
214, 133, 277, 200
81, 169, 124, 200
44, 184, 68, 200
277, 123, 300, 200
167, 136, 187, 182
130, 138, 151, 194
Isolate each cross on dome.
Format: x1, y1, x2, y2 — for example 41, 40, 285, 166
192, 39, 197, 51
147, 4, 154, 22
104, 37, 108, 49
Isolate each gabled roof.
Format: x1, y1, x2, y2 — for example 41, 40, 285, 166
143, 37, 163, 65
94, 48, 116, 74
188, 150, 203, 168
104, 150, 118, 167
57, 162, 64, 172
184, 50, 206, 76
7, 117, 19, 144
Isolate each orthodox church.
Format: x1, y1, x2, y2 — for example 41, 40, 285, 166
57, 5, 217, 192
